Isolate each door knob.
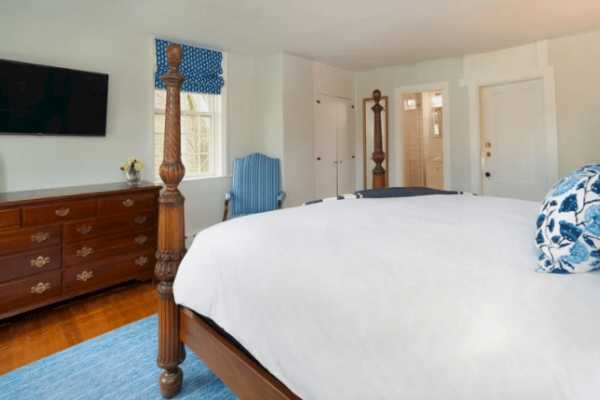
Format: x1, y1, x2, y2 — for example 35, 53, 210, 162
485, 172, 491, 177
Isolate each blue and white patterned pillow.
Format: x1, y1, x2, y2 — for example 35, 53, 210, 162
536, 164, 600, 273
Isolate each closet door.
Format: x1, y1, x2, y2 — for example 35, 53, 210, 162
314, 95, 354, 199
314, 97, 339, 199
336, 100, 352, 195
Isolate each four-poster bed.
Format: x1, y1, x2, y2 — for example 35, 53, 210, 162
154, 45, 390, 400
370, 90, 386, 189
155, 44, 600, 400
155, 43, 300, 400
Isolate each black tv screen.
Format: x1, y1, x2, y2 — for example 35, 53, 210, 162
0, 59, 108, 136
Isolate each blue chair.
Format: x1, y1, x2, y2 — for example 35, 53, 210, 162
223, 153, 286, 221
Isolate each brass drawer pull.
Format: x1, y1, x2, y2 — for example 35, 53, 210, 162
55, 207, 70, 217
77, 225, 92, 235
134, 235, 148, 245
134, 216, 147, 224
31, 282, 51, 294
31, 231, 50, 244
135, 256, 149, 266
123, 199, 135, 207
30, 256, 50, 268
77, 271, 93, 282
76, 247, 93, 258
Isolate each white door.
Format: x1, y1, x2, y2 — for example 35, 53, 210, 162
314, 95, 353, 199
480, 79, 547, 201
336, 100, 351, 195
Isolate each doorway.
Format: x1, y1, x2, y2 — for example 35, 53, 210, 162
394, 82, 451, 189
401, 91, 444, 189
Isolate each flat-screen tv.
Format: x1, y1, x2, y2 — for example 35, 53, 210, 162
0, 59, 108, 136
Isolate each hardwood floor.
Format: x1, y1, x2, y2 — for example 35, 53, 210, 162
0, 280, 157, 376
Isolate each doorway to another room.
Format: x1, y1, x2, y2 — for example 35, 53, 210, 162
401, 91, 444, 190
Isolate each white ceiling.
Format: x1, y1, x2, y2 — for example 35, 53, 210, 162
4, 0, 600, 70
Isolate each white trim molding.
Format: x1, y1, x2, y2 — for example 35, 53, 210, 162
393, 82, 451, 190
459, 41, 558, 194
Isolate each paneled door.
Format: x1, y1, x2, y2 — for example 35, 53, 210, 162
314, 95, 353, 199
480, 78, 548, 201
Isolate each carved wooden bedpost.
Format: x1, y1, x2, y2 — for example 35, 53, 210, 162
371, 89, 387, 189
155, 43, 186, 399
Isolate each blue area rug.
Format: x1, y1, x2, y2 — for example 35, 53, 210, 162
0, 315, 239, 400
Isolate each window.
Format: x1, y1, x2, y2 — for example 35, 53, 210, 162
154, 90, 224, 180
153, 39, 226, 181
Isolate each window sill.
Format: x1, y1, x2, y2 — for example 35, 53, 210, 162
154, 174, 232, 185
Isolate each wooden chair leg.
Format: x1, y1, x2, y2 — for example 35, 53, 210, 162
223, 199, 229, 221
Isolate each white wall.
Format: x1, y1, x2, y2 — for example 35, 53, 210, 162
283, 54, 315, 207
548, 30, 600, 176
227, 54, 261, 170
0, 17, 155, 192
356, 59, 471, 192
0, 14, 262, 237
313, 62, 355, 100
255, 54, 284, 161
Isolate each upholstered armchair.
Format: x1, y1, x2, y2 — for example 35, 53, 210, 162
223, 153, 286, 221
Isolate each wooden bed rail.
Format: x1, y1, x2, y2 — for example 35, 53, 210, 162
371, 89, 386, 189
155, 43, 187, 399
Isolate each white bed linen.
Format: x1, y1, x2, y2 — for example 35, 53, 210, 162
174, 195, 600, 400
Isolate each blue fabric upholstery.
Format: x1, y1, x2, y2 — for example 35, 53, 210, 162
226, 153, 284, 219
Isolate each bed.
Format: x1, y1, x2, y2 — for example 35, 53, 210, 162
155, 44, 600, 400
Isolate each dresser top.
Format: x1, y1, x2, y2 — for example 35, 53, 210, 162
0, 181, 162, 208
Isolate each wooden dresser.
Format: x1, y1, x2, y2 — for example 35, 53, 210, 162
0, 182, 161, 320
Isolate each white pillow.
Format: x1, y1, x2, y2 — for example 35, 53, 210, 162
536, 164, 600, 273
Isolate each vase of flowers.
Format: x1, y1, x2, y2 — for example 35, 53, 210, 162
121, 157, 144, 186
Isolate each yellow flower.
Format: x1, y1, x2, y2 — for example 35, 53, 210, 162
134, 161, 145, 171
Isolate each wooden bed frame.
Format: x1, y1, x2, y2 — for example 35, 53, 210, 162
155, 43, 385, 399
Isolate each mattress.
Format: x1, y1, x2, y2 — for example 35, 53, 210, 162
174, 195, 600, 400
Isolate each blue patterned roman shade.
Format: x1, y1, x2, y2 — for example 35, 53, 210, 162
154, 39, 224, 94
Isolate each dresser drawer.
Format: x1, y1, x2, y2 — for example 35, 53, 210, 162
0, 209, 20, 231
23, 199, 97, 227
65, 250, 155, 294
63, 228, 157, 267
98, 192, 157, 216
0, 247, 61, 283
0, 269, 62, 314
63, 209, 157, 243
0, 225, 61, 257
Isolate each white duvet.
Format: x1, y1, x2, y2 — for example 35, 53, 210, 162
174, 195, 600, 400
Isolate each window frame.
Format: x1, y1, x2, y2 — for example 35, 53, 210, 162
153, 52, 227, 183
